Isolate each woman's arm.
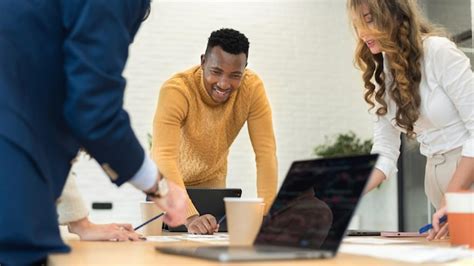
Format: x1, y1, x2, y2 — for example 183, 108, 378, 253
363, 168, 386, 194
366, 114, 401, 193
446, 157, 474, 193
68, 217, 142, 241
427, 157, 474, 240
58, 172, 142, 241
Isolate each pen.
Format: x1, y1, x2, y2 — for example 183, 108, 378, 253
134, 212, 166, 231
418, 215, 447, 234
217, 215, 226, 225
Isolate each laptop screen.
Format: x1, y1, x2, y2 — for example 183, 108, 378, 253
254, 154, 378, 252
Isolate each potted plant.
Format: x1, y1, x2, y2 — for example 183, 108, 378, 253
313, 131, 373, 158
314, 131, 379, 188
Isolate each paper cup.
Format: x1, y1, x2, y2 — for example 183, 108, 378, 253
446, 192, 474, 248
224, 198, 264, 246
139, 201, 163, 236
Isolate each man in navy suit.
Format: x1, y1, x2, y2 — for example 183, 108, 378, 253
0, 1, 186, 264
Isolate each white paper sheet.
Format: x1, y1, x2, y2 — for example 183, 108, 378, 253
343, 237, 417, 245
340, 244, 474, 263
175, 233, 229, 241
145, 236, 181, 242
169, 233, 229, 245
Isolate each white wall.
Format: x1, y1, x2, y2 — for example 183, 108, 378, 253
73, 0, 398, 230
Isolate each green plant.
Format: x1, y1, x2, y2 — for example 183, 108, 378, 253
313, 131, 373, 158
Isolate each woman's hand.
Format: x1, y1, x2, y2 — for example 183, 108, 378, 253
426, 206, 449, 241
68, 217, 144, 241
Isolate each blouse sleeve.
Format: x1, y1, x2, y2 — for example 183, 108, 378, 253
371, 114, 401, 179
56, 172, 89, 224
431, 38, 474, 157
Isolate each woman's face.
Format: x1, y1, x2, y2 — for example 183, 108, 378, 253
355, 4, 382, 54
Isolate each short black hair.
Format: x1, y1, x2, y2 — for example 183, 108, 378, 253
142, 0, 152, 21
205, 28, 250, 58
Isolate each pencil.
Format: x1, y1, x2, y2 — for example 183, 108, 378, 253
217, 215, 226, 225
418, 215, 447, 234
134, 212, 166, 231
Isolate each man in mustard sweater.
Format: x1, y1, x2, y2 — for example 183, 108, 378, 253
152, 28, 278, 234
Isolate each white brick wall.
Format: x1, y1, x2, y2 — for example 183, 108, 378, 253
73, 0, 398, 230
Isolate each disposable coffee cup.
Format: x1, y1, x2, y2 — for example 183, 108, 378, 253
224, 197, 264, 246
445, 192, 474, 248
139, 201, 163, 236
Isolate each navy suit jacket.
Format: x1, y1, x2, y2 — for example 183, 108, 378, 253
0, 1, 153, 263
0, 0, 150, 199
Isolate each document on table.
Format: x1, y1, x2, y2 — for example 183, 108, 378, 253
174, 233, 229, 245
145, 233, 229, 244
343, 237, 417, 245
145, 236, 181, 242
340, 244, 474, 263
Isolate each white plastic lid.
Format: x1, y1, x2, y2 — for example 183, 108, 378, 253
446, 192, 474, 213
223, 197, 263, 203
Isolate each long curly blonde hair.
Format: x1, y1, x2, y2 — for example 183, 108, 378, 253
347, 0, 444, 137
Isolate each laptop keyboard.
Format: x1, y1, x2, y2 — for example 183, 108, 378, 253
254, 246, 297, 253
158, 245, 333, 261
202, 245, 307, 253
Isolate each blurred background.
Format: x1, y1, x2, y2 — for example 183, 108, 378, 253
71, 0, 473, 232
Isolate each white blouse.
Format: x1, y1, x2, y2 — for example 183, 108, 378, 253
56, 172, 89, 224
371, 36, 474, 178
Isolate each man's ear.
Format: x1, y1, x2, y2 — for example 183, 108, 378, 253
200, 54, 205, 67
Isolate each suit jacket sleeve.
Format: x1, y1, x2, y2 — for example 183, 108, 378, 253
60, 0, 150, 185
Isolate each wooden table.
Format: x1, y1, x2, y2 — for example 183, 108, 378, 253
48, 234, 466, 265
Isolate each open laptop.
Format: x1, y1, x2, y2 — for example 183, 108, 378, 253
157, 154, 378, 261
165, 188, 242, 232
346, 229, 381, 236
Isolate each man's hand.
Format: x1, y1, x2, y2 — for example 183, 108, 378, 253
185, 214, 218, 235
68, 217, 143, 241
427, 206, 449, 241
147, 179, 187, 227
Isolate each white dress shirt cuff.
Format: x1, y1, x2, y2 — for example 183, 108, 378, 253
461, 138, 474, 157
374, 155, 398, 179
128, 154, 158, 191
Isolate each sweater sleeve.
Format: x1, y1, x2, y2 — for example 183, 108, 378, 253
246, 76, 278, 214
151, 82, 199, 218
56, 172, 89, 225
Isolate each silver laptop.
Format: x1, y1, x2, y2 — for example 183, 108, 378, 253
156, 154, 378, 262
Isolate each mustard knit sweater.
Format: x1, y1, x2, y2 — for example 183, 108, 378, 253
151, 66, 277, 218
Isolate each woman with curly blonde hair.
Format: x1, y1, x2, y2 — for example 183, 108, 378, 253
347, 0, 473, 239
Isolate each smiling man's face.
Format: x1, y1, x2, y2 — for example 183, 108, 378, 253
201, 46, 247, 104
